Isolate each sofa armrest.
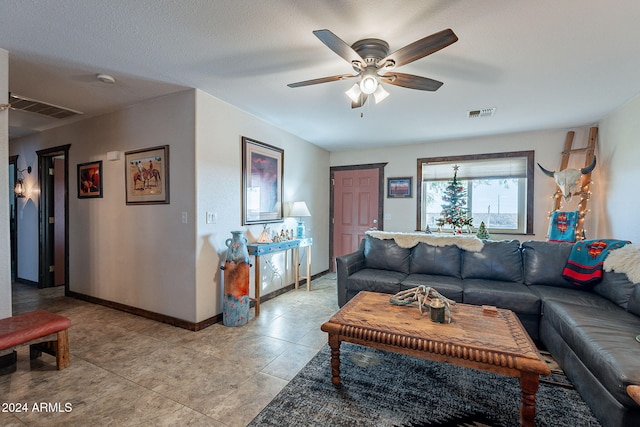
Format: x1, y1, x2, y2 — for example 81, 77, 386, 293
628, 385, 640, 406
336, 240, 366, 307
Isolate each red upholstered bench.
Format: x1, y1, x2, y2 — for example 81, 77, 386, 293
0, 310, 71, 370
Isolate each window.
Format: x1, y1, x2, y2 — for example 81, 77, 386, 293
417, 151, 534, 234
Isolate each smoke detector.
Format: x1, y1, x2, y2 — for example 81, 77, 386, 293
468, 107, 496, 118
96, 73, 116, 84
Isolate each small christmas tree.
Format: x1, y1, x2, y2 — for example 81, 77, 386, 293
476, 221, 490, 239
436, 165, 473, 233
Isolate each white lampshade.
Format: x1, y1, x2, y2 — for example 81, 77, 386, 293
373, 84, 389, 104
289, 201, 311, 217
345, 83, 362, 103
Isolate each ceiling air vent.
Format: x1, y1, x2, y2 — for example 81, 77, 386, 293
468, 107, 496, 119
8, 93, 83, 119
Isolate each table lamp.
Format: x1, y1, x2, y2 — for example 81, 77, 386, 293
290, 201, 311, 238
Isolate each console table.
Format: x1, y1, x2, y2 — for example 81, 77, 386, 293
246, 238, 312, 316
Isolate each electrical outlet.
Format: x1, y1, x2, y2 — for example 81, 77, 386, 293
181, 212, 188, 224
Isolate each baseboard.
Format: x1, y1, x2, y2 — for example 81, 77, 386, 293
66, 290, 212, 331
66, 269, 331, 332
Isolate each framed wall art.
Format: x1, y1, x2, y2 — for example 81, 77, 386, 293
242, 137, 283, 224
78, 160, 103, 199
124, 145, 170, 205
387, 176, 413, 198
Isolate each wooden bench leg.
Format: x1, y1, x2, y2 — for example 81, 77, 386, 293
28, 329, 70, 370
29, 344, 43, 359
56, 329, 70, 370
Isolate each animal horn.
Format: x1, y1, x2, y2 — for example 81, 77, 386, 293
581, 155, 597, 174
537, 163, 555, 178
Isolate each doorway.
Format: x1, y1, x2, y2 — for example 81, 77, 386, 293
36, 145, 70, 288
9, 155, 17, 281
329, 163, 386, 271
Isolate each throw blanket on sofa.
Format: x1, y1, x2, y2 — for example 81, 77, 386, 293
548, 211, 578, 242
366, 230, 484, 252
562, 239, 629, 288
604, 243, 640, 284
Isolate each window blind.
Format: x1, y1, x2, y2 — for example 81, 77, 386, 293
422, 157, 528, 181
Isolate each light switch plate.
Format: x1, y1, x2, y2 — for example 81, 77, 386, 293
206, 212, 217, 224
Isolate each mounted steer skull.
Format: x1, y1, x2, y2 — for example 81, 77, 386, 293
537, 156, 596, 201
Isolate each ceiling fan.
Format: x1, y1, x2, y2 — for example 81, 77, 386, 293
288, 28, 458, 108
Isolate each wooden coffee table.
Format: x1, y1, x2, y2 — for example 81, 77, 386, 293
321, 291, 550, 427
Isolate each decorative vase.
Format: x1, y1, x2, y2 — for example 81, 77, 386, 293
220, 231, 251, 326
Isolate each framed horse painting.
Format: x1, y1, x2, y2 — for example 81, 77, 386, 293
124, 145, 170, 205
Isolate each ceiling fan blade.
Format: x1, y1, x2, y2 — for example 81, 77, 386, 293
381, 72, 443, 91
313, 29, 366, 68
377, 29, 458, 68
288, 74, 356, 88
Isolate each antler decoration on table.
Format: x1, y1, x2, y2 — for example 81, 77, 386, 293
390, 285, 456, 322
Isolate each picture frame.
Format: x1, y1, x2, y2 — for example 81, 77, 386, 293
124, 145, 170, 205
77, 160, 103, 199
242, 136, 284, 224
387, 176, 413, 198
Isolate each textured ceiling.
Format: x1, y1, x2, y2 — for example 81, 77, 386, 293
2, 0, 640, 151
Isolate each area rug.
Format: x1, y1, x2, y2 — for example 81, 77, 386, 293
249, 343, 600, 426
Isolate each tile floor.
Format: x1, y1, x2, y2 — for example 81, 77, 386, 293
1, 274, 339, 426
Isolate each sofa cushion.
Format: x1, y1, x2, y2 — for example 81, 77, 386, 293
463, 279, 540, 315
627, 284, 640, 317
528, 285, 609, 315
347, 269, 406, 296
400, 274, 464, 302
542, 300, 640, 406
593, 272, 637, 310
522, 240, 574, 287
364, 236, 411, 274
409, 243, 461, 277
461, 240, 523, 282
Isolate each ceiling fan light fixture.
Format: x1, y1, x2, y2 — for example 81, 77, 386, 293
289, 29, 458, 108
345, 83, 362, 103
359, 74, 378, 94
373, 84, 389, 104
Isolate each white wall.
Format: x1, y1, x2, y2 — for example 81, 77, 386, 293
11, 91, 199, 322
0, 49, 11, 319
8, 88, 330, 325
597, 94, 640, 243
194, 90, 330, 322
330, 126, 600, 241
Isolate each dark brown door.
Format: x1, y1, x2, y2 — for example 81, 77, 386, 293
53, 157, 65, 286
330, 164, 385, 271
37, 145, 69, 288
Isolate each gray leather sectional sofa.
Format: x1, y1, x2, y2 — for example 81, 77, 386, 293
336, 235, 640, 426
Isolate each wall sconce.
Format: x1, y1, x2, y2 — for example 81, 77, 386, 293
289, 201, 311, 238
15, 166, 32, 198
